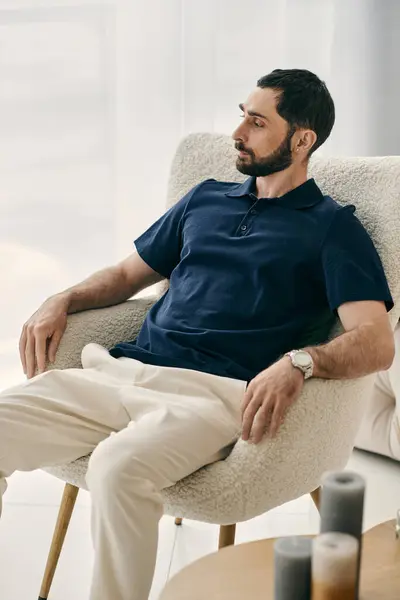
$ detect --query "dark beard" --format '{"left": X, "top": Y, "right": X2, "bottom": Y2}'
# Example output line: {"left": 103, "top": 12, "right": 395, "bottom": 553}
{"left": 235, "top": 126, "right": 296, "bottom": 177}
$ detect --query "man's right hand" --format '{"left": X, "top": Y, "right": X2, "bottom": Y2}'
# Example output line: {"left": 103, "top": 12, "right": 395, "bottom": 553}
{"left": 19, "top": 294, "right": 70, "bottom": 379}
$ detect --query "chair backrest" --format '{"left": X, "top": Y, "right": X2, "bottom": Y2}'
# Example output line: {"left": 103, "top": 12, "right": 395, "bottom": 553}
{"left": 166, "top": 132, "right": 400, "bottom": 328}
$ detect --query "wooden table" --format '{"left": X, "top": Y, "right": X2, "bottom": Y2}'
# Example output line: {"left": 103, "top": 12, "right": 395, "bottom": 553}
{"left": 160, "top": 520, "right": 400, "bottom": 600}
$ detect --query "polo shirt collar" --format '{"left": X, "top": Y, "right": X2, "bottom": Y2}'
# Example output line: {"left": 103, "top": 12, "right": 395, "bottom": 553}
{"left": 225, "top": 176, "right": 323, "bottom": 209}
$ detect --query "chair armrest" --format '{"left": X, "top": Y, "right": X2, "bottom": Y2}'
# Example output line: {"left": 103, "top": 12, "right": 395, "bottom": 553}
{"left": 163, "top": 373, "right": 376, "bottom": 523}
{"left": 47, "top": 295, "right": 158, "bottom": 371}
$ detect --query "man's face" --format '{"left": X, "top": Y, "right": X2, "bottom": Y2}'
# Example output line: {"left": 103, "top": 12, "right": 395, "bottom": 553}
{"left": 232, "top": 87, "right": 295, "bottom": 177}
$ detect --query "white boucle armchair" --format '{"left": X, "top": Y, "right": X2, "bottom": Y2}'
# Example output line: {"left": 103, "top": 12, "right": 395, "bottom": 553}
{"left": 38, "top": 133, "right": 400, "bottom": 600}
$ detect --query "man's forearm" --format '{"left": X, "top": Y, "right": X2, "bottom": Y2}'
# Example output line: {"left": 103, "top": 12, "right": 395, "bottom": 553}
{"left": 303, "top": 319, "right": 395, "bottom": 379}
{"left": 56, "top": 265, "right": 133, "bottom": 314}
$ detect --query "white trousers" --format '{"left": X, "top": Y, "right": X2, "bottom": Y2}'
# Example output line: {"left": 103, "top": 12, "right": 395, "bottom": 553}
{"left": 0, "top": 343, "right": 247, "bottom": 600}
{"left": 355, "top": 324, "right": 400, "bottom": 460}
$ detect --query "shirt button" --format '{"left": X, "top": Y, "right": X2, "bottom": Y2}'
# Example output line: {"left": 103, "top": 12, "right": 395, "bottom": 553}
{"left": 250, "top": 209, "right": 257, "bottom": 215}
{"left": 241, "top": 225, "right": 247, "bottom": 231}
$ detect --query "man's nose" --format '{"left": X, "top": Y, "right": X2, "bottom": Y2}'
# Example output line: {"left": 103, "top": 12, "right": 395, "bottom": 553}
{"left": 232, "top": 121, "right": 247, "bottom": 142}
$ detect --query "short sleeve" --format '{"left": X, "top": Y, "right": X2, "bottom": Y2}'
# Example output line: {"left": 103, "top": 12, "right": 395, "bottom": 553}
{"left": 319, "top": 205, "right": 394, "bottom": 313}
{"left": 134, "top": 183, "right": 202, "bottom": 279}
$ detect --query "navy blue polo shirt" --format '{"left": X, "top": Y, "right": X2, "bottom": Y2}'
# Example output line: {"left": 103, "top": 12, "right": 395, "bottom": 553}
{"left": 110, "top": 177, "right": 393, "bottom": 383}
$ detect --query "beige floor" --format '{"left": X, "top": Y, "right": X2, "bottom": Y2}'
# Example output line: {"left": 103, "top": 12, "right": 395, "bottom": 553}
{"left": 0, "top": 448, "right": 399, "bottom": 599}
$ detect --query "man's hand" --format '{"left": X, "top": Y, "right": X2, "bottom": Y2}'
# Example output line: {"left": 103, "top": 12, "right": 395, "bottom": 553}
{"left": 241, "top": 357, "right": 305, "bottom": 444}
{"left": 19, "top": 294, "right": 70, "bottom": 379}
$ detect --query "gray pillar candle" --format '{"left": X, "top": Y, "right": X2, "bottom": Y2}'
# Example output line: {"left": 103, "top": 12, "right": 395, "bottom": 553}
{"left": 319, "top": 471, "right": 366, "bottom": 600}
{"left": 274, "top": 536, "right": 312, "bottom": 600}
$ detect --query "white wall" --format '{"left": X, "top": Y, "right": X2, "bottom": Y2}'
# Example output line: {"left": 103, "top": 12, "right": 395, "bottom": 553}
{"left": 0, "top": 2, "right": 117, "bottom": 386}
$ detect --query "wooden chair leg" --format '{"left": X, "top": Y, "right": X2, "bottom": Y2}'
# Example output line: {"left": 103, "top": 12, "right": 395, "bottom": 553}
{"left": 175, "top": 517, "right": 183, "bottom": 526}
{"left": 218, "top": 524, "right": 236, "bottom": 549}
{"left": 38, "top": 483, "right": 79, "bottom": 600}
{"left": 310, "top": 486, "right": 321, "bottom": 513}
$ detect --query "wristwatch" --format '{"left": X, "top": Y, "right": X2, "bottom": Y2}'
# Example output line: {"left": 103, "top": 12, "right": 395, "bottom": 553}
{"left": 284, "top": 349, "right": 314, "bottom": 380}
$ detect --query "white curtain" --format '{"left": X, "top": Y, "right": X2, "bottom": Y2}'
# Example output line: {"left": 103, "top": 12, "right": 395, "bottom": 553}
{"left": 1, "top": 0, "right": 399, "bottom": 387}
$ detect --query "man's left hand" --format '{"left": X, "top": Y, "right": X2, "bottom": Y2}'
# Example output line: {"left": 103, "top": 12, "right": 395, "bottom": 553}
{"left": 241, "top": 357, "right": 305, "bottom": 444}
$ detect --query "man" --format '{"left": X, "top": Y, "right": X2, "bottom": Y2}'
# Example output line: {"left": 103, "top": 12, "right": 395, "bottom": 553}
{"left": 0, "top": 69, "right": 395, "bottom": 600}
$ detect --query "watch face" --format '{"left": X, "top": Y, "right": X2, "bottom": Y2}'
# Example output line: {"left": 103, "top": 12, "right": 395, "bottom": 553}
{"left": 294, "top": 351, "right": 312, "bottom": 367}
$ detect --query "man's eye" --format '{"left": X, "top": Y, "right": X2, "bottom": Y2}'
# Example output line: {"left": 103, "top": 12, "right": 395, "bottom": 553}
{"left": 239, "top": 114, "right": 263, "bottom": 128}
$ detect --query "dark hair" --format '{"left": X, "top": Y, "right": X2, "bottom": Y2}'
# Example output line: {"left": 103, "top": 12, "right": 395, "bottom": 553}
{"left": 257, "top": 69, "right": 335, "bottom": 155}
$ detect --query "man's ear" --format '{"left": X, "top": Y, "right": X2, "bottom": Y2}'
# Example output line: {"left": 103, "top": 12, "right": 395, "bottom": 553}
{"left": 297, "top": 129, "right": 317, "bottom": 154}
